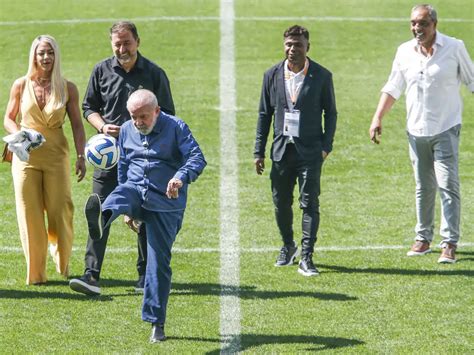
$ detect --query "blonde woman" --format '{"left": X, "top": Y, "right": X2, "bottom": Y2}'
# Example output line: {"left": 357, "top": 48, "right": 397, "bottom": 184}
{"left": 3, "top": 35, "right": 86, "bottom": 284}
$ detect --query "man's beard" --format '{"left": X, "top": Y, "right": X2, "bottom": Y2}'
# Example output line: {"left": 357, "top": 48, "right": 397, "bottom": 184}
{"left": 117, "top": 53, "right": 133, "bottom": 64}
{"left": 134, "top": 125, "right": 153, "bottom": 135}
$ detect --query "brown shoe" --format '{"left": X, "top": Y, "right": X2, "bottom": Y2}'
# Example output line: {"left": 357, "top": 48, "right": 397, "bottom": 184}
{"left": 438, "top": 243, "right": 456, "bottom": 264}
{"left": 407, "top": 240, "right": 431, "bottom": 256}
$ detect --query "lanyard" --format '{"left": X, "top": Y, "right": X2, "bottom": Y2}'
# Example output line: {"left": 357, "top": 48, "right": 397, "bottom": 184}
{"left": 284, "top": 59, "right": 309, "bottom": 106}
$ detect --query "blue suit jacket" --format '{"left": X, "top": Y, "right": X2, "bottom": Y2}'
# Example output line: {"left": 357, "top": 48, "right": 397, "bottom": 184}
{"left": 254, "top": 58, "right": 337, "bottom": 162}
{"left": 117, "top": 112, "right": 206, "bottom": 211}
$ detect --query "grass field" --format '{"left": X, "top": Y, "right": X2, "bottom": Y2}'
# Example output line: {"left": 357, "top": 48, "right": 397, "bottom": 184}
{"left": 0, "top": 0, "right": 473, "bottom": 353}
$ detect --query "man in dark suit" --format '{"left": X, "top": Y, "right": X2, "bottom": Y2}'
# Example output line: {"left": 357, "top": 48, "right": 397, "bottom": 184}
{"left": 254, "top": 25, "right": 337, "bottom": 276}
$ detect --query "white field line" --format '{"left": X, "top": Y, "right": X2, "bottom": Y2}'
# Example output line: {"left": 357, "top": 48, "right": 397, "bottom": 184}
{"left": 0, "top": 16, "right": 472, "bottom": 26}
{"left": 219, "top": 0, "right": 240, "bottom": 354}
{"left": 1, "top": 243, "right": 473, "bottom": 254}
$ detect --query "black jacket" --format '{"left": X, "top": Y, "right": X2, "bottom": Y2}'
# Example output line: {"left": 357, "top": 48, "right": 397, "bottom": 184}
{"left": 254, "top": 58, "right": 337, "bottom": 162}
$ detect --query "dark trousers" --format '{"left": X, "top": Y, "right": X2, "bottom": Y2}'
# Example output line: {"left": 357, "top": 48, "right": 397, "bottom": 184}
{"left": 101, "top": 183, "right": 183, "bottom": 325}
{"left": 270, "top": 144, "right": 323, "bottom": 255}
{"left": 84, "top": 167, "right": 147, "bottom": 280}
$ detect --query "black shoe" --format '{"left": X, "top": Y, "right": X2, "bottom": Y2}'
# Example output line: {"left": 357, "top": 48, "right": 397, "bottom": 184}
{"left": 150, "top": 323, "right": 166, "bottom": 343}
{"left": 85, "top": 193, "right": 103, "bottom": 240}
{"left": 298, "top": 254, "right": 319, "bottom": 277}
{"left": 135, "top": 274, "right": 145, "bottom": 293}
{"left": 69, "top": 273, "right": 101, "bottom": 295}
{"left": 275, "top": 242, "right": 299, "bottom": 266}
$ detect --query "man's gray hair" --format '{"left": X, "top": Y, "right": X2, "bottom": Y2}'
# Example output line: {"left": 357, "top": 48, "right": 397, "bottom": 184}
{"left": 412, "top": 4, "right": 438, "bottom": 22}
{"left": 127, "top": 89, "right": 158, "bottom": 110}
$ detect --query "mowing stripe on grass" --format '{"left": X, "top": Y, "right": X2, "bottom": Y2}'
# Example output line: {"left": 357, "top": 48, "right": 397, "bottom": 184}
{"left": 1, "top": 16, "right": 472, "bottom": 26}
{"left": 2, "top": 243, "right": 474, "bottom": 254}
{"left": 219, "top": 0, "right": 240, "bottom": 354}
{"left": 235, "top": 16, "right": 473, "bottom": 22}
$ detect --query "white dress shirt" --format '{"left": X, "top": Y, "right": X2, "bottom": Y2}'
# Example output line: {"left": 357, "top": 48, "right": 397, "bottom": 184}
{"left": 382, "top": 31, "right": 474, "bottom": 137}
{"left": 284, "top": 58, "right": 309, "bottom": 143}
{"left": 284, "top": 58, "right": 308, "bottom": 110}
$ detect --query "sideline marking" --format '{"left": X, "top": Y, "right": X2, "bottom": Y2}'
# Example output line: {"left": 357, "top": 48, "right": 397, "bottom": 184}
{"left": 0, "top": 16, "right": 472, "bottom": 26}
{"left": 219, "top": 0, "right": 240, "bottom": 354}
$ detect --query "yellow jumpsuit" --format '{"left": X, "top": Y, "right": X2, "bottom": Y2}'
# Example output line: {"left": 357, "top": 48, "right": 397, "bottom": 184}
{"left": 12, "top": 78, "right": 74, "bottom": 285}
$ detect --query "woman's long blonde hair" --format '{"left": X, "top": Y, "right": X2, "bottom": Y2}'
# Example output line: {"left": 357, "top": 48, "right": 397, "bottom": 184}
{"left": 26, "top": 35, "right": 66, "bottom": 110}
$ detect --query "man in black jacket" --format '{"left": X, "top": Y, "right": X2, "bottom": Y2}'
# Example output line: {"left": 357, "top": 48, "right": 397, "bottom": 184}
{"left": 254, "top": 25, "right": 337, "bottom": 276}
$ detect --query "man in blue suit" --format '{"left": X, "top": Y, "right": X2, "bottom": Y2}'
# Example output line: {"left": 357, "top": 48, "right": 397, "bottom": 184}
{"left": 254, "top": 25, "right": 337, "bottom": 276}
{"left": 85, "top": 89, "right": 206, "bottom": 342}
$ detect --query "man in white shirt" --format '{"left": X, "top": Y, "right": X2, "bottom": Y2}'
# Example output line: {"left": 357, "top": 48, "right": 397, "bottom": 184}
{"left": 369, "top": 4, "right": 474, "bottom": 264}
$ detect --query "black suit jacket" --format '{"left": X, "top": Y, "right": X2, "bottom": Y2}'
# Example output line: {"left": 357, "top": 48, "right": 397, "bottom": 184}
{"left": 254, "top": 58, "right": 337, "bottom": 162}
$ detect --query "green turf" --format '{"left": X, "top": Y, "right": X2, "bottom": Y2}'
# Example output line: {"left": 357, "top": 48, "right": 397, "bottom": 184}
{"left": 0, "top": 0, "right": 473, "bottom": 353}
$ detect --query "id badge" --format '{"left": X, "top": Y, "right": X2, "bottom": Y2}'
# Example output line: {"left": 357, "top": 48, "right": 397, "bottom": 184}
{"left": 283, "top": 110, "right": 300, "bottom": 137}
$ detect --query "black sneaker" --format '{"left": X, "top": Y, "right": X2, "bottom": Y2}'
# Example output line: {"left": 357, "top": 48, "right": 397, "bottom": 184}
{"left": 135, "top": 274, "right": 145, "bottom": 293}
{"left": 298, "top": 254, "right": 319, "bottom": 277}
{"left": 275, "top": 242, "right": 299, "bottom": 266}
{"left": 150, "top": 323, "right": 166, "bottom": 343}
{"left": 85, "top": 193, "right": 103, "bottom": 240}
{"left": 69, "top": 273, "right": 101, "bottom": 296}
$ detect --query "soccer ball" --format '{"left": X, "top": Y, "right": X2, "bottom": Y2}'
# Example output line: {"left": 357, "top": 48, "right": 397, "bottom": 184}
{"left": 84, "top": 134, "right": 120, "bottom": 170}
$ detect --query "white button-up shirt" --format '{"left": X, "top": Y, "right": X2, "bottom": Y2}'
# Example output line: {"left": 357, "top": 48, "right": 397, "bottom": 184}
{"left": 382, "top": 31, "right": 474, "bottom": 137}
{"left": 284, "top": 58, "right": 309, "bottom": 110}
{"left": 284, "top": 58, "right": 309, "bottom": 143}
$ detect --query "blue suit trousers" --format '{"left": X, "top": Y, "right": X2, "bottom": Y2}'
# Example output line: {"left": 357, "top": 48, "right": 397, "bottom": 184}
{"left": 102, "top": 183, "right": 183, "bottom": 324}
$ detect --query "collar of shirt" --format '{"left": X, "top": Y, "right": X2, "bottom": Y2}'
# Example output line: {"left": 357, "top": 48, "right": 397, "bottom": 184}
{"left": 284, "top": 58, "right": 309, "bottom": 80}
{"left": 152, "top": 111, "right": 165, "bottom": 134}
{"left": 413, "top": 30, "right": 444, "bottom": 57}
{"left": 284, "top": 58, "right": 309, "bottom": 108}
{"left": 111, "top": 51, "right": 145, "bottom": 71}
{"left": 137, "top": 111, "right": 164, "bottom": 148}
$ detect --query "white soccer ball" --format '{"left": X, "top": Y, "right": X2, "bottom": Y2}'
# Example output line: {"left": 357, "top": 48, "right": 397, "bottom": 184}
{"left": 84, "top": 134, "right": 120, "bottom": 170}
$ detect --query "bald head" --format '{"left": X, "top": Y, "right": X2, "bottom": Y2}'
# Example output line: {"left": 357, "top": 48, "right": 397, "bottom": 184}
{"left": 127, "top": 89, "right": 158, "bottom": 112}
{"left": 127, "top": 89, "right": 160, "bottom": 135}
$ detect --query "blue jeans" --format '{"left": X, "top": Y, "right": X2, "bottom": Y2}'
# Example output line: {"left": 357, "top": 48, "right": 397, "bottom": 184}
{"left": 102, "top": 184, "right": 183, "bottom": 324}
{"left": 408, "top": 125, "right": 461, "bottom": 247}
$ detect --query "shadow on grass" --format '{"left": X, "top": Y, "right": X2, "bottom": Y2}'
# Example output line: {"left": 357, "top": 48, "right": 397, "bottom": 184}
{"left": 318, "top": 264, "right": 473, "bottom": 276}
{"left": 454, "top": 251, "right": 474, "bottom": 263}
{"left": 0, "top": 280, "right": 356, "bottom": 301}
{"left": 166, "top": 334, "right": 364, "bottom": 353}
{"left": 0, "top": 277, "right": 140, "bottom": 300}
{"left": 99, "top": 278, "right": 136, "bottom": 288}
{"left": 456, "top": 251, "right": 474, "bottom": 256}
{"left": 171, "top": 282, "right": 357, "bottom": 301}
{"left": 0, "top": 288, "right": 113, "bottom": 301}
